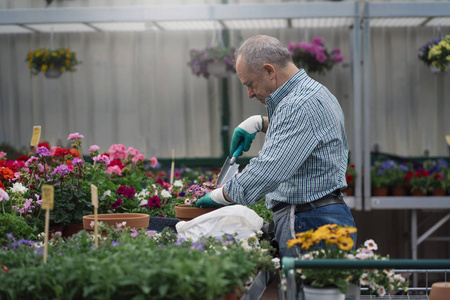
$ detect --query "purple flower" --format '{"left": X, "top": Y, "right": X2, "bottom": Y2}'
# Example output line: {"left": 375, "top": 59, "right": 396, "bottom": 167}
{"left": 52, "top": 165, "right": 70, "bottom": 176}
{"left": 112, "top": 241, "right": 119, "bottom": 247}
{"left": 36, "top": 146, "right": 50, "bottom": 157}
{"left": 110, "top": 198, "right": 123, "bottom": 210}
{"left": 123, "top": 187, "right": 136, "bottom": 199}
{"left": 72, "top": 158, "right": 83, "bottom": 166}
{"left": 191, "top": 242, "right": 204, "bottom": 251}
{"left": 6, "top": 233, "right": 14, "bottom": 240}
{"left": 89, "top": 145, "right": 100, "bottom": 153}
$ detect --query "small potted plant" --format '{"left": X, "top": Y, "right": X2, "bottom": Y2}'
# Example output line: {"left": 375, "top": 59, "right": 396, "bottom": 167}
{"left": 404, "top": 169, "right": 430, "bottom": 196}
{"left": 25, "top": 47, "right": 81, "bottom": 78}
{"left": 288, "top": 37, "right": 343, "bottom": 75}
{"left": 344, "top": 164, "right": 356, "bottom": 196}
{"left": 418, "top": 35, "right": 450, "bottom": 73}
{"left": 187, "top": 45, "right": 236, "bottom": 79}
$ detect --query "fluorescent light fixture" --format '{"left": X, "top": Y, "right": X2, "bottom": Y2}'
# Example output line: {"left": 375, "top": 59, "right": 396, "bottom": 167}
{"left": 156, "top": 20, "right": 222, "bottom": 31}
{"left": 291, "top": 18, "right": 353, "bottom": 28}
{"left": 425, "top": 17, "right": 450, "bottom": 27}
{"left": 0, "top": 25, "right": 33, "bottom": 34}
{"left": 369, "top": 18, "right": 427, "bottom": 27}
{"left": 90, "top": 22, "right": 146, "bottom": 32}
{"left": 223, "top": 19, "right": 287, "bottom": 29}
{"left": 26, "top": 23, "right": 96, "bottom": 33}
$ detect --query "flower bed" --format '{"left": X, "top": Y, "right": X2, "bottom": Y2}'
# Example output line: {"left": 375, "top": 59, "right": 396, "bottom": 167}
{"left": 0, "top": 132, "right": 272, "bottom": 244}
{"left": 0, "top": 226, "right": 277, "bottom": 299}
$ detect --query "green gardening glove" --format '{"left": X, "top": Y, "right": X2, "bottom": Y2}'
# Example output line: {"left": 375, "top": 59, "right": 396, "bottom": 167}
{"left": 196, "top": 187, "right": 233, "bottom": 208}
{"left": 230, "top": 115, "right": 264, "bottom": 158}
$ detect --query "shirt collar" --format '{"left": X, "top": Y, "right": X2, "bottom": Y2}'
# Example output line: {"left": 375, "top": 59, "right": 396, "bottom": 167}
{"left": 265, "top": 69, "right": 308, "bottom": 116}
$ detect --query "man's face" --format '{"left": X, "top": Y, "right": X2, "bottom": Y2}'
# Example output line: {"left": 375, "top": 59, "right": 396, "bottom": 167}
{"left": 236, "top": 56, "right": 274, "bottom": 105}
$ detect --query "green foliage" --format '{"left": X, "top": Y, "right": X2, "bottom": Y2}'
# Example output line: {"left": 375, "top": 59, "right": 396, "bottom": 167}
{"left": 0, "top": 228, "right": 276, "bottom": 299}
{"left": 0, "top": 214, "right": 38, "bottom": 246}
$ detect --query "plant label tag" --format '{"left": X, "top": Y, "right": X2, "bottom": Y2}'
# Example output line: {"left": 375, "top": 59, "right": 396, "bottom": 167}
{"left": 446, "top": 135, "right": 450, "bottom": 146}
{"left": 90, "top": 184, "right": 98, "bottom": 208}
{"left": 30, "top": 126, "right": 41, "bottom": 147}
{"left": 41, "top": 184, "right": 54, "bottom": 210}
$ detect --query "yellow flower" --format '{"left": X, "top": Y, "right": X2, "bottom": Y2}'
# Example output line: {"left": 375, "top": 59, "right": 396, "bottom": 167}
{"left": 51, "top": 52, "right": 57, "bottom": 57}
{"left": 66, "top": 53, "right": 72, "bottom": 59}
{"left": 41, "top": 64, "right": 48, "bottom": 72}
{"left": 337, "top": 236, "right": 354, "bottom": 250}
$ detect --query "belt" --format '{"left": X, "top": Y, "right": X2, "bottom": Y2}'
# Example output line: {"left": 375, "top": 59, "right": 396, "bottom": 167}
{"left": 272, "top": 189, "right": 345, "bottom": 214}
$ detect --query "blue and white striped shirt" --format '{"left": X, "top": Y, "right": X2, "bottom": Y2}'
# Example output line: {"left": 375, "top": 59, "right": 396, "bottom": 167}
{"left": 225, "top": 69, "right": 349, "bottom": 210}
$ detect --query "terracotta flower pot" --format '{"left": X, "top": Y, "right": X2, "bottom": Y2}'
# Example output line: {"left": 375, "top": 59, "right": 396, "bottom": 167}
{"left": 82, "top": 213, "right": 150, "bottom": 230}
{"left": 372, "top": 187, "right": 388, "bottom": 196}
{"left": 343, "top": 187, "right": 354, "bottom": 196}
{"left": 391, "top": 187, "right": 407, "bottom": 196}
{"left": 411, "top": 189, "right": 427, "bottom": 196}
{"left": 429, "top": 282, "right": 450, "bottom": 300}
{"left": 431, "top": 188, "right": 446, "bottom": 196}
{"left": 174, "top": 204, "right": 219, "bottom": 221}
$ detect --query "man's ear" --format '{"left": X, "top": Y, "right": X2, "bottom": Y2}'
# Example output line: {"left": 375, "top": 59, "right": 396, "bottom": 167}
{"left": 262, "top": 63, "right": 276, "bottom": 78}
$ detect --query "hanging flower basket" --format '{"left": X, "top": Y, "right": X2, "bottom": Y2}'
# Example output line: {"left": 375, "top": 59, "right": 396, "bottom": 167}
{"left": 187, "top": 46, "right": 236, "bottom": 79}
{"left": 288, "top": 37, "right": 343, "bottom": 75}
{"left": 418, "top": 35, "right": 450, "bottom": 73}
{"left": 26, "top": 47, "right": 81, "bottom": 77}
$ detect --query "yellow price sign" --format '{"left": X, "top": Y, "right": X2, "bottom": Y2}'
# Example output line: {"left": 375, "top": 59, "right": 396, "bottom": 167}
{"left": 30, "top": 126, "right": 41, "bottom": 147}
{"left": 446, "top": 135, "right": 450, "bottom": 146}
{"left": 41, "top": 185, "right": 54, "bottom": 210}
{"left": 90, "top": 184, "right": 98, "bottom": 208}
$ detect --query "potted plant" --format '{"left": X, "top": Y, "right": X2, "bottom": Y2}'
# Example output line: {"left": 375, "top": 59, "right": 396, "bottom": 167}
{"left": 344, "top": 164, "right": 356, "bottom": 196}
{"left": 404, "top": 169, "right": 430, "bottom": 196}
{"left": 288, "top": 37, "right": 343, "bottom": 75}
{"left": 418, "top": 35, "right": 450, "bottom": 73}
{"left": 286, "top": 224, "right": 408, "bottom": 299}
{"left": 25, "top": 47, "right": 81, "bottom": 78}
{"left": 374, "top": 160, "right": 410, "bottom": 196}
{"left": 427, "top": 173, "right": 446, "bottom": 196}
{"left": 187, "top": 45, "right": 236, "bottom": 78}
{"left": 370, "top": 161, "right": 392, "bottom": 196}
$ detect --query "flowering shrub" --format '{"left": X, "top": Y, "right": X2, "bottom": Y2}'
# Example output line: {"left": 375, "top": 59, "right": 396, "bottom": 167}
{"left": 404, "top": 170, "right": 430, "bottom": 194}
{"left": 25, "top": 47, "right": 81, "bottom": 76}
{"left": 372, "top": 160, "right": 410, "bottom": 190}
{"left": 418, "top": 35, "right": 450, "bottom": 72}
{"left": 287, "top": 224, "right": 408, "bottom": 296}
{"left": 187, "top": 46, "right": 236, "bottom": 78}
{"left": 288, "top": 37, "right": 343, "bottom": 75}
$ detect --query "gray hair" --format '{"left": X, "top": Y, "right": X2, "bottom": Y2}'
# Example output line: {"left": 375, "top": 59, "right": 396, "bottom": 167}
{"left": 235, "top": 35, "right": 293, "bottom": 72}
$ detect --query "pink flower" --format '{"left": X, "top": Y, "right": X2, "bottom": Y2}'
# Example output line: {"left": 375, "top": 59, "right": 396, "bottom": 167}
{"left": 312, "top": 36, "right": 324, "bottom": 45}
{"left": 149, "top": 156, "right": 158, "bottom": 168}
{"left": 132, "top": 154, "right": 145, "bottom": 164}
{"left": 89, "top": 145, "right": 100, "bottom": 153}
{"left": 108, "top": 144, "right": 127, "bottom": 160}
{"left": 0, "top": 188, "right": 9, "bottom": 202}
{"left": 0, "top": 151, "right": 6, "bottom": 158}
{"left": 93, "top": 155, "right": 111, "bottom": 165}
{"left": 107, "top": 165, "right": 123, "bottom": 176}
{"left": 127, "top": 147, "right": 139, "bottom": 157}
{"left": 67, "top": 132, "right": 84, "bottom": 140}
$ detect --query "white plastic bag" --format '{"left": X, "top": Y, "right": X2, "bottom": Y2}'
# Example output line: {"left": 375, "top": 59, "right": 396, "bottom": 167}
{"left": 176, "top": 205, "right": 263, "bottom": 240}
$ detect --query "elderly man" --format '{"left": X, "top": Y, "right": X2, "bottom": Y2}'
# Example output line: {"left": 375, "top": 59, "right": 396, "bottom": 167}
{"left": 197, "top": 35, "right": 356, "bottom": 257}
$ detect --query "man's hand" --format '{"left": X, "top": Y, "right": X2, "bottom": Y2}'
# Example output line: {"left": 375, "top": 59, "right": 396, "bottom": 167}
{"left": 196, "top": 187, "right": 233, "bottom": 208}
{"left": 230, "top": 115, "right": 264, "bottom": 158}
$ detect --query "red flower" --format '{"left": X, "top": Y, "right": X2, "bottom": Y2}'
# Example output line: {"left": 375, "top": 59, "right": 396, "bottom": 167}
{"left": 53, "top": 147, "right": 68, "bottom": 157}
{"left": 17, "top": 155, "right": 29, "bottom": 161}
{"left": 38, "top": 142, "right": 50, "bottom": 150}
{"left": 111, "top": 198, "right": 123, "bottom": 210}
{"left": 346, "top": 174, "right": 354, "bottom": 184}
{"left": 433, "top": 173, "right": 444, "bottom": 180}
{"left": 349, "top": 164, "right": 355, "bottom": 168}
{"left": 404, "top": 172, "right": 413, "bottom": 180}
{"left": 108, "top": 159, "right": 125, "bottom": 170}
{"left": 144, "top": 195, "right": 161, "bottom": 208}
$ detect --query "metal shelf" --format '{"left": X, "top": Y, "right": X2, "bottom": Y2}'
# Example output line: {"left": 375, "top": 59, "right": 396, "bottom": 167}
{"left": 370, "top": 197, "right": 450, "bottom": 210}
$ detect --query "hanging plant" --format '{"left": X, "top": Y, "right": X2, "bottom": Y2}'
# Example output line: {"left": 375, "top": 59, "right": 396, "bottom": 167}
{"left": 25, "top": 47, "right": 81, "bottom": 78}
{"left": 288, "top": 37, "right": 343, "bottom": 75}
{"left": 187, "top": 46, "right": 236, "bottom": 79}
{"left": 418, "top": 35, "right": 450, "bottom": 73}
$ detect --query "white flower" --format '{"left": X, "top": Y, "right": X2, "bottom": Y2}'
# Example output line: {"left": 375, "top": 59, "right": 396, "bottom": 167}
{"left": 377, "top": 286, "right": 386, "bottom": 297}
{"left": 139, "top": 199, "right": 148, "bottom": 206}
{"left": 360, "top": 273, "right": 369, "bottom": 286}
{"left": 272, "top": 257, "right": 281, "bottom": 269}
{"left": 173, "top": 180, "right": 183, "bottom": 187}
{"left": 364, "top": 239, "right": 378, "bottom": 251}
{"left": 160, "top": 189, "right": 171, "bottom": 198}
{"left": 10, "top": 182, "right": 28, "bottom": 194}
{"left": 240, "top": 240, "right": 252, "bottom": 251}
{"left": 103, "top": 190, "right": 111, "bottom": 197}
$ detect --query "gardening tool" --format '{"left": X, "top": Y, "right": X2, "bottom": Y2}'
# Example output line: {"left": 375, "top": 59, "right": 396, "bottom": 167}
{"left": 216, "top": 142, "right": 244, "bottom": 186}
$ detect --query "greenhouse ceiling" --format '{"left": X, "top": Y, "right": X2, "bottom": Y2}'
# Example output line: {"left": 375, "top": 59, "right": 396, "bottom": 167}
{"left": 0, "top": 2, "right": 449, "bottom": 34}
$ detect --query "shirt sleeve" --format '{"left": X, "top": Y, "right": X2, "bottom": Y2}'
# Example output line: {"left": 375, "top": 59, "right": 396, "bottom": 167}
{"left": 224, "top": 101, "right": 319, "bottom": 206}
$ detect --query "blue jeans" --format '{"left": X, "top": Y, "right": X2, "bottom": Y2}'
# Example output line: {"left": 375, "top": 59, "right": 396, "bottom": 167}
{"left": 274, "top": 203, "right": 356, "bottom": 258}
